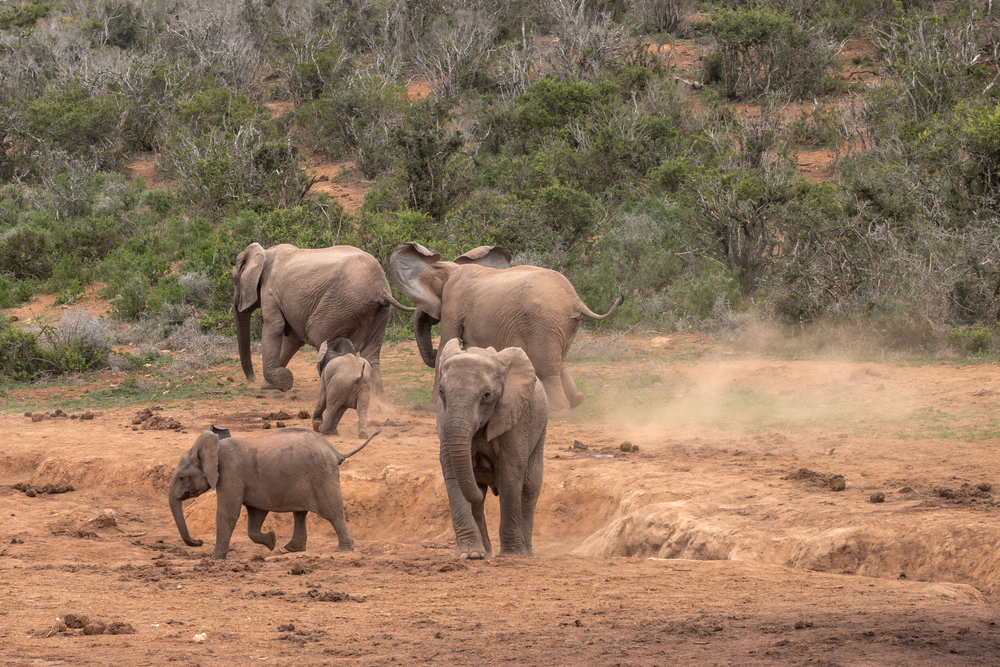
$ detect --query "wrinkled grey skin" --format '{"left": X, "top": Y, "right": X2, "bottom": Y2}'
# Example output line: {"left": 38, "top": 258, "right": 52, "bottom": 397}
{"left": 233, "top": 243, "right": 414, "bottom": 394}
{"left": 169, "top": 427, "right": 380, "bottom": 560}
{"left": 435, "top": 339, "right": 547, "bottom": 559}
{"left": 390, "top": 243, "right": 622, "bottom": 413}
{"left": 313, "top": 338, "right": 371, "bottom": 439}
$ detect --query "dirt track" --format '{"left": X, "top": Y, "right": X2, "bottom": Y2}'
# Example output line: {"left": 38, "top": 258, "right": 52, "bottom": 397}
{"left": 3, "top": 335, "right": 1000, "bottom": 665}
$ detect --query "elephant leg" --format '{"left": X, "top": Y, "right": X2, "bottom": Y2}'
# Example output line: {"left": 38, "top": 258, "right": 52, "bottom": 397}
{"left": 317, "top": 404, "right": 348, "bottom": 436}
{"left": 561, "top": 365, "right": 585, "bottom": 409}
{"left": 496, "top": 466, "right": 529, "bottom": 557}
{"left": 519, "top": 442, "right": 545, "bottom": 557}
{"left": 537, "top": 372, "right": 572, "bottom": 414}
{"left": 355, "top": 384, "right": 370, "bottom": 439}
{"left": 246, "top": 506, "right": 276, "bottom": 551}
{"left": 356, "top": 305, "right": 391, "bottom": 397}
{"left": 439, "top": 448, "right": 486, "bottom": 559}
{"left": 311, "top": 382, "right": 327, "bottom": 433}
{"left": 317, "top": 484, "right": 354, "bottom": 552}
{"left": 260, "top": 315, "right": 299, "bottom": 392}
{"left": 284, "top": 511, "right": 308, "bottom": 552}
{"left": 212, "top": 497, "right": 243, "bottom": 560}
{"left": 472, "top": 482, "right": 492, "bottom": 559}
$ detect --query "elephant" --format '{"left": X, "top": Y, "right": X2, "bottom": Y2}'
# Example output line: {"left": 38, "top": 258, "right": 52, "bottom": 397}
{"left": 435, "top": 338, "right": 547, "bottom": 559}
{"left": 313, "top": 338, "right": 371, "bottom": 439}
{"left": 389, "top": 242, "right": 623, "bottom": 413}
{"left": 169, "top": 426, "right": 380, "bottom": 560}
{"left": 233, "top": 243, "right": 414, "bottom": 394}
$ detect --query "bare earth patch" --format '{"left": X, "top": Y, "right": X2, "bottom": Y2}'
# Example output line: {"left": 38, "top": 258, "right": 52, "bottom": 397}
{"left": 3, "top": 335, "right": 1000, "bottom": 665}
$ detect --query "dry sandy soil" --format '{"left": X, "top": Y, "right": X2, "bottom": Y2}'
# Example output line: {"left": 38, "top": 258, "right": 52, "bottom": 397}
{"left": 2, "top": 327, "right": 1000, "bottom": 666}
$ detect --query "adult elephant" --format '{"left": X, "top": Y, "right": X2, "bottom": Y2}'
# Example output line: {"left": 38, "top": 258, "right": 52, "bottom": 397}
{"left": 233, "top": 243, "right": 414, "bottom": 394}
{"left": 389, "top": 242, "right": 623, "bottom": 413}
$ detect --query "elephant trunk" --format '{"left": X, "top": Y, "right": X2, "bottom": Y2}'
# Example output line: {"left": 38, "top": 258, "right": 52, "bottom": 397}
{"left": 414, "top": 309, "right": 439, "bottom": 368}
{"left": 443, "top": 433, "right": 483, "bottom": 506}
{"left": 169, "top": 493, "right": 203, "bottom": 547}
{"left": 235, "top": 302, "right": 256, "bottom": 383}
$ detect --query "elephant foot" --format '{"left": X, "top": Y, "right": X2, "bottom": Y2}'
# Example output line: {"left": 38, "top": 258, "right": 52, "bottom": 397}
{"left": 262, "top": 368, "right": 294, "bottom": 392}
{"left": 568, "top": 393, "right": 584, "bottom": 409}
{"left": 211, "top": 551, "right": 228, "bottom": 560}
{"left": 263, "top": 531, "right": 276, "bottom": 551}
{"left": 334, "top": 543, "right": 354, "bottom": 552}
{"left": 357, "top": 430, "right": 368, "bottom": 440}
{"left": 455, "top": 541, "right": 488, "bottom": 560}
{"left": 284, "top": 540, "right": 306, "bottom": 553}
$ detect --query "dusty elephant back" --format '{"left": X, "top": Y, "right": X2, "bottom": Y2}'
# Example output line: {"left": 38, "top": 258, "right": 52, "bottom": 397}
{"left": 444, "top": 265, "right": 586, "bottom": 357}
{"left": 262, "top": 246, "right": 394, "bottom": 348}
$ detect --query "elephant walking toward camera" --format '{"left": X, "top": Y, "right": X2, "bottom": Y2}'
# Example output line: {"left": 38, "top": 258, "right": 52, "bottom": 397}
{"left": 313, "top": 338, "right": 371, "bottom": 439}
{"left": 435, "top": 339, "right": 547, "bottom": 559}
{"left": 389, "top": 243, "right": 622, "bottom": 412}
{"left": 169, "top": 426, "right": 379, "bottom": 560}
{"left": 233, "top": 243, "right": 414, "bottom": 394}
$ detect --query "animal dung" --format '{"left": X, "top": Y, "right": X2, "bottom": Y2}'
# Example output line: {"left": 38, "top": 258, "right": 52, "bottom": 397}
{"left": 869, "top": 492, "right": 885, "bottom": 503}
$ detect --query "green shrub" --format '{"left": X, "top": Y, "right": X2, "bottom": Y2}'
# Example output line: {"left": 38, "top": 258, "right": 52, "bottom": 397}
{"left": 0, "top": 274, "right": 33, "bottom": 307}
{"left": 698, "top": 8, "right": 837, "bottom": 99}
{"left": 390, "top": 102, "right": 466, "bottom": 219}
{"left": 0, "top": 0, "right": 51, "bottom": 30}
{"left": 24, "top": 88, "right": 123, "bottom": 166}
{"left": 947, "top": 325, "right": 995, "bottom": 356}
{"left": 0, "top": 226, "right": 54, "bottom": 279}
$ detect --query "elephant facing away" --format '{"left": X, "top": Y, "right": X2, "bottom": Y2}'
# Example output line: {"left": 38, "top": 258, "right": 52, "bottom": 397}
{"left": 313, "top": 338, "right": 371, "bottom": 439}
{"left": 233, "top": 243, "right": 414, "bottom": 394}
{"left": 389, "top": 242, "right": 623, "bottom": 413}
{"left": 435, "top": 339, "right": 547, "bottom": 559}
{"left": 169, "top": 427, "right": 380, "bottom": 560}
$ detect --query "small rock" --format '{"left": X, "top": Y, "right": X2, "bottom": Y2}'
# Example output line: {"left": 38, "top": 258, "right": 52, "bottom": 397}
{"left": 794, "top": 620, "right": 814, "bottom": 629}
{"left": 937, "top": 486, "right": 955, "bottom": 499}
{"left": 80, "top": 411, "right": 95, "bottom": 420}
{"left": 620, "top": 441, "right": 632, "bottom": 452}
{"left": 827, "top": 475, "right": 846, "bottom": 492}
{"left": 83, "top": 622, "right": 106, "bottom": 636}
{"left": 572, "top": 440, "right": 588, "bottom": 451}
{"left": 193, "top": 632, "right": 207, "bottom": 643}
{"left": 25, "top": 488, "right": 36, "bottom": 498}
{"left": 869, "top": 492, "right": 885, "bottom": 503}
{"left": 978, "top": 483, "right": 992, "bottom": 493}
{"left": 899, "top": 486, "right": 914, "bottom": 494}
{"left": 277, "top": 623, "right": 295, "bottom": 632}
{"left": 899, "top": 572, "right": 907, "bottom": 579}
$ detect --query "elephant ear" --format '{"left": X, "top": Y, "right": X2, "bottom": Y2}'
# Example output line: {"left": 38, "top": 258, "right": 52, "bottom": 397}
{"left": 453, "top": 246, "right": 513, "bottom": 269}
{"left": 195, "top": 431, "right": 220, "bottom": 489}
{"left": 233, "top": 243, "right": 266, "bottom": 312}
{"left": 331, "top": 338, "right": 357, "bottom": 357}
{"left": 486, "top": 347, "right": 538, "bottom": 442}
{"left": 389, "top": 243, "right": 450, "bottom": 320}
{"left": 434, "top": 337, "right": 465, "bottom": 389}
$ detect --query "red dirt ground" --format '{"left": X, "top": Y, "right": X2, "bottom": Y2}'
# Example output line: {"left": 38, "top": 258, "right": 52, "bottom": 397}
{"left": 3, "top": 331, "right": 1000, "bottom": 665}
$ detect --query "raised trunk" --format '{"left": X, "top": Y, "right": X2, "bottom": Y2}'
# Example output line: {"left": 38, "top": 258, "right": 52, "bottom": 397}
{"left": 170, "top": 494, "right": 203, "bottom": 547}
{"left": 413, "top": 309, "right": 439, "bottom": 368}
{"left": 446, "top": 439, "right": 483, "bottom": 506}
{"left": 235, "top": 303, "right": 256, "bottom": 383}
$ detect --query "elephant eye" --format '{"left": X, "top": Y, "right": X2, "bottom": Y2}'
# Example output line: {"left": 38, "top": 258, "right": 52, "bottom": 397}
{"left": 482, "top": 391, "right": 492, "bottom": 403}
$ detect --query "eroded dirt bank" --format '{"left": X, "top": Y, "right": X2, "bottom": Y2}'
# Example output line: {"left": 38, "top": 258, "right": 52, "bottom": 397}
{"left": 3, "top": 338, "right": 1000, "bottom": 665}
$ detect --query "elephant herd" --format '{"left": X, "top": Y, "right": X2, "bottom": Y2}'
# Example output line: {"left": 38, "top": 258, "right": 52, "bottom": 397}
{"left": 171, "top": 241, "right": 621, "bottom": 561}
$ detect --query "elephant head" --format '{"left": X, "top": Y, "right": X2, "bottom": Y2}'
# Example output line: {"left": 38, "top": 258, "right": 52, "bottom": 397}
{"left": 390, "top": 243, "right": 512, "bottom": 367}
{"left": 435, "top": 338, "right": 537, "bottom": 506}
{"left": 316, "top": 338, "right": 358, "bottom": 376}
{"left": 168, "top": 429, "right": 221, "bottom": 548}
{"left": 232, "top": 243, "right": 267, "bottom": 384}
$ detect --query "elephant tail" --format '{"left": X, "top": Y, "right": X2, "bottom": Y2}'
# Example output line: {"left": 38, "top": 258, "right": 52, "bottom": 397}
{"left": 581, "top": 293, "right": 625, "bottom": 320}
{"left": 336, "top": 429, "right": 382, "bottom": 465}
{"left": 384, "top": 295, "right": 416, "bottom": 312}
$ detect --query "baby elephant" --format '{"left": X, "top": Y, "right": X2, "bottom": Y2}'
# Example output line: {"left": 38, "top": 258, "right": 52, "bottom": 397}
{"left": 169, "top": 426, "right": 380, "bottom": 560}
{"left": 313, "top": 338, "right": 371, "bottom": 439}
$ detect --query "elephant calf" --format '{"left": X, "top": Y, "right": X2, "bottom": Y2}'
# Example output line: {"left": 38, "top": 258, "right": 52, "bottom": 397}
{"left": 169, "top": 427, "right": 379, "bottom": 560}
{"left": 313, "top": 338, "right": 371, "bottom": 439}
{"left": 435, "top": 339, "right": 547, "bottom": 559}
